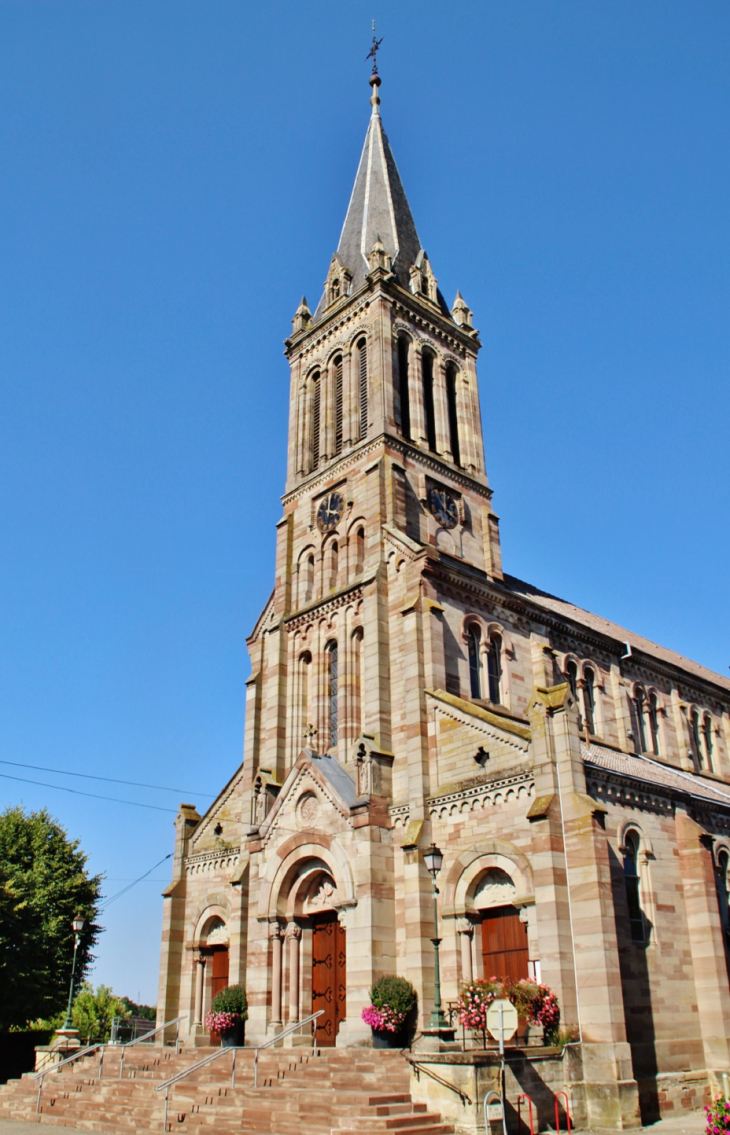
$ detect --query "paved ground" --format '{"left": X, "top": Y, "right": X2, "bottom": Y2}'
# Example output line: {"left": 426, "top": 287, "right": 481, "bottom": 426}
{"left": 0, "top": 1112, "right": 706, "bottom": 1135}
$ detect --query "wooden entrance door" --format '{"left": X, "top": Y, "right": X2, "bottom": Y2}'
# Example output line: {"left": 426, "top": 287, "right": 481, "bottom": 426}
{"left": 210, "top": 946, "right": 229, "bottom": 1000}
{"left": 480, "top": 905, "right": 529, "bottom": 982}
{"left": 311, "top": 912, "right": 346, "bottom": 1046}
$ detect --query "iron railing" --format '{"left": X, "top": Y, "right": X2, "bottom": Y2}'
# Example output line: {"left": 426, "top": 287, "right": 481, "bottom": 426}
{"left": 253, "top": 1010, "right": 324, "bottom": 1088}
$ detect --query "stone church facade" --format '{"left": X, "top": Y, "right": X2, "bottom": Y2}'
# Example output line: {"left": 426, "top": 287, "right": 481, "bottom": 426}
{"left": 158, "top": 69, "right": 730, "bottom": 1126}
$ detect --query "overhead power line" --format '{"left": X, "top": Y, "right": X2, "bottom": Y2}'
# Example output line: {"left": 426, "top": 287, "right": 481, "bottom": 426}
{"left": 0, "top": 771, "right": 177, "bottom": 814}
{"left": 100, "top": 854, "right": 173, "bottom": 911}
{"left": 0, "top": 758, "right": 214, "bottom": 798}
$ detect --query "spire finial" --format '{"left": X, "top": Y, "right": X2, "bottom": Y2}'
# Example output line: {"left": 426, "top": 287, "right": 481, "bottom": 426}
{"left": 366, "top": 20, "right": 383, "bottom": 115}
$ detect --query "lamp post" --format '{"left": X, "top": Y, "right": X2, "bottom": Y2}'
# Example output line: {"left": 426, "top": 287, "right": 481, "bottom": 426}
{"left": 423, "top": 843, "right": 448, "bottom": 1030}
{"left": 61, "top": 916, "right": 85, "bottom": 1032}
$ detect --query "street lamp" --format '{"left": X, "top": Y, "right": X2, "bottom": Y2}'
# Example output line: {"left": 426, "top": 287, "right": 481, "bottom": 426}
{"left": 61, "top": 916, "right": 85, "bottom": 1032}
{"left": 423, "top": 844, "right": 448, "bottom": 1030}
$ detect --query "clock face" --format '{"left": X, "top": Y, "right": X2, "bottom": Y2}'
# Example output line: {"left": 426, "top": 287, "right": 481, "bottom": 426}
{"left": 427, "top": 487, "right": 459, "bottom": 530}
{"left": 316, "top": 491, "right": 345, "bottom": 534}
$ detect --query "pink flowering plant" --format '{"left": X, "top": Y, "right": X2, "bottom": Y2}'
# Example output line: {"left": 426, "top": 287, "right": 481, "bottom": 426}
{"left": 457, "top": 977, "right": 560, "bottom": 1047}
{"left": 205, "top": 1010, "right": 239, "bottom": 1035}
{"left": 361, "top": 975, "right": 417, "bottom": 1037}
{"left": 705, "top": 1095, "right": 730, "bottom": 1135}
{"left": 204, "top": 984, "right": 247, "bottom": 1036}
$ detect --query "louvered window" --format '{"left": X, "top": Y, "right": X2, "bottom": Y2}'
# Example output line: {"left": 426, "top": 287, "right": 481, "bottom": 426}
{"left": 334, "top": 356, "right": 343, "bottom": 455}
{"left": 312, "top": 374, "right": 321, "bottom": 470}
{"left": 397, "top": 335, "right": 411, "bottom": 440}
{"left": 358, "top": 339, "right": 368, "bottom": 440}
{"left": 468, "top": 626, "right": 481, "bottom": 699}
{"left": 446, "top": 363, "right": 461, "bottom": 466}
{"left": 422, "top": 351, "right": 437, "bottom": 452}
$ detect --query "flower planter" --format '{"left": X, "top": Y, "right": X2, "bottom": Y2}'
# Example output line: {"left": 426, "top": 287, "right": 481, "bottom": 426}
{"left": 372, "top": 1029, "right": 404, "bottom": 1049}
{"left": 220, "top": 1019, "right": 244, "bottom": 1047}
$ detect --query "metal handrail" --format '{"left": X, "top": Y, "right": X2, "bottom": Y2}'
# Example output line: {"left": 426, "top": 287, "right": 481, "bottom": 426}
{"left": 33, "top": 1015, "right": 188, "bottom": 1113}
{"left": 406, "top": 1057, "right": 472, "bottom": 1105}
{"left": 253, "top": 1010, "right": 324, "bottom": 1088}
{"left": 118, "top": 1015, "right": 186, "bottom": 1078}
{"left": 155, "top": 1045, "right": 241, "bottom": 1131}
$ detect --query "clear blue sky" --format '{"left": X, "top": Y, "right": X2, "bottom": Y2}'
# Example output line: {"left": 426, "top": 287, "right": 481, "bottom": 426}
{"left": 1, "top": 2, "right": 728, "bottom": 1005}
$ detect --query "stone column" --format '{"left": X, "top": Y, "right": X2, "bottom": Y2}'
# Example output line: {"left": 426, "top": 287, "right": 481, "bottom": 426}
{"left": 269, "top": 921, "right": 283, "bottom": 1026}
{"left": 457, "top": 920, "right": 474, "bottom": 984}
{"left": 287, "top": 924, "right": 302, "bottom": 1023}
{"left": 432, "top": 360, "right": 453, "bottom": 461}
{"left": 194, "top": 954, "right": 206, "bottom": 1025}
{"left": 408, "top": 341, "right": 428, "bottom": 447}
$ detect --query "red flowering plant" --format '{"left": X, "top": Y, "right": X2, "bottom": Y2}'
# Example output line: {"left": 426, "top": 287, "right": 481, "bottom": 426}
{"left": 705, "top": 1095, "right": 730, "bottom": 1135}
{"left": 361, "top": 975, "right": 417, "bottom": 1037}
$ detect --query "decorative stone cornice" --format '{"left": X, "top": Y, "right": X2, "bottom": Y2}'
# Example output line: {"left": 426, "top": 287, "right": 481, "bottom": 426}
{"left": 285, "top": 579, "right": 369, "bottom": 633}
{"left": 390, "top": 771, "right": 534, "bottom": 828}
{"left": 185, "top": 848, "right": 241, "bottom": 877}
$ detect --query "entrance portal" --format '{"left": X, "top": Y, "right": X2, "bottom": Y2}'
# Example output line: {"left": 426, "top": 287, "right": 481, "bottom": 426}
{"left": 480, "top": 904, "right": 528, "bottom": 981}
{"left": 311, "top": 912, "right": 346, "bottom": 1046}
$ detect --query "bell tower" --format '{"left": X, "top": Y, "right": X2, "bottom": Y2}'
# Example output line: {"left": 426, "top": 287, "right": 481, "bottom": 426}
{"left": 244, "top": 61, "right": 503, "bottom": 794}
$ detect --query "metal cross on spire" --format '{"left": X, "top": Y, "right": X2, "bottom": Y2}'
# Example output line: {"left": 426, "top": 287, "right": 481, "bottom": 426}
{"left": 366, "top": 21, "right": 383, "bottom": 75}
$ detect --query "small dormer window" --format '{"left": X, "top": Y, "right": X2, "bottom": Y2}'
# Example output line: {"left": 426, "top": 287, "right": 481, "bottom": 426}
{"left": 331, "top": 278, "right": 340, "bottom": 301}
{"left": 421, "top": 273, "right": 429, "bottom": 297}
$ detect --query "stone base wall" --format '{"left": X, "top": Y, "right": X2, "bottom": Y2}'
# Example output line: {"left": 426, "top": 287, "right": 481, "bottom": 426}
{"left": 406, "top": 1047, "right": 711, "bottom": 1133}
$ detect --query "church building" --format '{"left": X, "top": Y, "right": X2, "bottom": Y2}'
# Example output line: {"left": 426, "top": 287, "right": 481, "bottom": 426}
{"left": 157, "top": 62, "right": 730, "bottom": 1127}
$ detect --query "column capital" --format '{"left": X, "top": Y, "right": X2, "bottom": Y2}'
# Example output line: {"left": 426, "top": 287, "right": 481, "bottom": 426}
{"left": 456, "top": 918, "right": 474, "bottom": 937}
{"left": 268, "top": 919, "right": 283, "bottom": 939}
{"left": 286, "top": 923, "right": 302, "bottom": 940}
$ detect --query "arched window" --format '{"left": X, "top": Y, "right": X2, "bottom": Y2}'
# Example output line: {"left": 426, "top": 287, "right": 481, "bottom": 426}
{"left": 633, "top": 687, "right": 647, "bottom": 752}
{"left": 301, "top": 552, "right": 315, "bottom": 605}
{"left": 648, "top": 692, "right": 661, "bottom": 756}
{"left": 565, "top": 660, "right": 579, "bottom": 701}
{"left": 468, "top": 625, "right": 481, "bottom": 699}
{"left": 691, "top": 708, "right": 703, "bottom": 770}
{"left": 331, "top": 278, "right": 340, "bottom": 301}
{"left": 397, "top": 335, "right": 411, "bottom": 440}
{"left": 487, "top": 634, "right": 502, "bottom": 704}
{"left": 445, "top": 363, "right": 461, "bottom": 467}
{"left": 422, "top": 350, "right": 437, "bottom": 452}
{"left": 297, "top": 651, "right": 312, "bottom": 750}
{"left": 311, "top": 372, "right": 321, "bottom": 471}
{"left": 715, "top": 849, "right": 730, "bottom": 954}
{"left": 333, "top": 355, "right": 343, "bottom": 455}
{"left": 354, "top": 526, "right": 365, "bottom": 574}
{"left": 582, "top": 667, "right": 596, "bottom": 735}
{"left": 326, "top": 541, "right": 339, "bottom": 592}
{"left": 357, "top": 338, "right": 368, "bottom": 440}
{"left": 623, "top": 831, "right": 645, "bottom": 943}
{"left": 352, "top": 627, "right": 364, "bottom": 736}
{"left": 703, "top": 714, "right": 714, "bottom": 772}
{"left": 325, "top": 640, "right": 338, "bottom": 748}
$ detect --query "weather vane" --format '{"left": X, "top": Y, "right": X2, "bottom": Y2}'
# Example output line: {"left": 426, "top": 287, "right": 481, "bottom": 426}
{"left": 366, "top": 20, "right": 383, "bottom": 74}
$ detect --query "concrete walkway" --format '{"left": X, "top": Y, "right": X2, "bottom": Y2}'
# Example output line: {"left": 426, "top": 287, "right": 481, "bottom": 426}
{"left": 0, "top": 1111, "right": 706, "bottom": 1135}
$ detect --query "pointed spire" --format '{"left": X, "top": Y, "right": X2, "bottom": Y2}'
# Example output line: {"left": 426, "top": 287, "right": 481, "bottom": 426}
{"left": 292, "top": 296, "right": 311, "bottom": 335}
{"left": 451, "top": 290, "right": 474, "bottom": 330}
{"left": 313, "top": 66, "right": 422, "bottom": 319}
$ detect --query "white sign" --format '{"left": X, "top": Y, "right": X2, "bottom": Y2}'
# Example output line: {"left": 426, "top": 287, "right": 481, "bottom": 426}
{"left": 486, "top": 998, "right": 518, "bottom": 1042}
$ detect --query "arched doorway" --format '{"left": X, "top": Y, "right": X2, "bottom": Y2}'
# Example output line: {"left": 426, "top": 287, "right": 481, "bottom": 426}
{"left": 304, "top": 873, "right": 346, "bottom": 1046}
{"left": 475, "top": 868, "right": 529, "bottom": 982}
{"left": 197, "top": 916, "right": 229, "bottom": 1039}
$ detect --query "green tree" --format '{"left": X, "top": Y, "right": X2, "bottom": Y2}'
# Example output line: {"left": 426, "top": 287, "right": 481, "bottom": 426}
{"left": 66, "top": 984, "right": 130, "bottom": 1043}
{"left": 119, "top": 997, "right": 156, "bottom": 1022}
{"left": 0, "top": 806, "right": 102, "bottom": 1032}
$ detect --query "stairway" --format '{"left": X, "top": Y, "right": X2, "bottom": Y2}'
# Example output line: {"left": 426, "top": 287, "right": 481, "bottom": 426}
{"left": 0, "top": 1044, "right": 454, "bottom": 1135}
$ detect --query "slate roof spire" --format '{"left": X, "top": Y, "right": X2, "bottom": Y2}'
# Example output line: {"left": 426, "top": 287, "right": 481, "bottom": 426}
{"left": 313, "top": 58, "right": 423, "bottom": 319}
